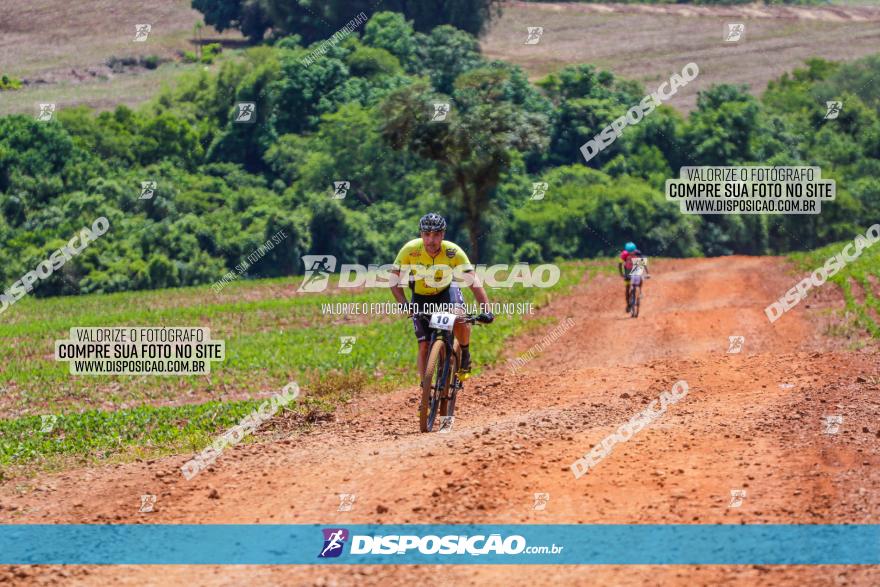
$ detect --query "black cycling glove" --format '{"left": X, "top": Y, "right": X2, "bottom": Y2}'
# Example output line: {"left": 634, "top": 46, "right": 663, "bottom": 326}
{"left": 477, "top": 311, "right": 495, "bottom": 324}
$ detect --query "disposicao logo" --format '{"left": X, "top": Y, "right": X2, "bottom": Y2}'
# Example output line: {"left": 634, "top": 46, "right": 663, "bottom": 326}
{"left": 318, "top": 528, "right": 349, "bottom": 558}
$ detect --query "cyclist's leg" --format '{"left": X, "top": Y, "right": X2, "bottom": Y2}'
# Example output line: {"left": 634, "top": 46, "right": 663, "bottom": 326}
{"left": 447, "top": 285, "right": 472, "bottom": 371}
{"left": 411, "top": 292, "right": 432, "bottom": 380}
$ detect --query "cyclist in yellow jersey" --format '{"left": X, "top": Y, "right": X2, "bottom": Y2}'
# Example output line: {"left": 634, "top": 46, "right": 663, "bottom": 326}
{"left": 390, "top": 213, "right": 493, "bottom": 379}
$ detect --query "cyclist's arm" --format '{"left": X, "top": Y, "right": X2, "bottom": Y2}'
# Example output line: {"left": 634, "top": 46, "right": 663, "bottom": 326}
{"left": 618, "top": 262, "right": 625, "bottom": 277}
{"left": 390, "top": 269, "right": 408, "bottom": 305}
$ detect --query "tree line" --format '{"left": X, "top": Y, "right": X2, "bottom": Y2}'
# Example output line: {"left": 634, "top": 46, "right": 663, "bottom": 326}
{"left": 0, "top": 11, "right": 877, "bottom": 298}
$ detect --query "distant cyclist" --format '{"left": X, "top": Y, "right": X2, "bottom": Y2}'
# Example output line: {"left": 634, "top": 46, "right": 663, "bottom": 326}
{"left": 618, "top": 242, "right": 648, "bottom": 313}
{"left": 390, "top": 213, "right": 493, "bottom": 380}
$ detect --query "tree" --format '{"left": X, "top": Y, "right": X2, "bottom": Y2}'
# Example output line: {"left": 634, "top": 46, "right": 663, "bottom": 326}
{"left": 380, "top": 67, "right": 549, "bottom": 261}
{"left": 190, "top": 0, "right": 270, "bottom": 42}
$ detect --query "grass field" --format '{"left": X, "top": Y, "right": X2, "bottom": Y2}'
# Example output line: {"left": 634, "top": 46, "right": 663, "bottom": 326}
{"left": 0, "top": 261, "right": 595, "bottom": 475}
{"left": 791, "top": 227, "right": 880, "bottom": 338}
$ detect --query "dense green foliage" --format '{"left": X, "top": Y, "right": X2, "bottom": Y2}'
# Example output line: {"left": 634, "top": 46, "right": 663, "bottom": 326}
{"left": 0, "top": 12, "right": 877, "bottom": 299}
{"left": 191, "top": 0, "right": 502, "bottom": 43}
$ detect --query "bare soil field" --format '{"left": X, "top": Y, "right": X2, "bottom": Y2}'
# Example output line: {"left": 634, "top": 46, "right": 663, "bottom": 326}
{"left": 483, "top": 1, "right": 880, "bottom": 111}
{"left": 0, "top": 0, "right": 241, "bottom": 115}
{"left": 2, "top": 256, "right": 878, "bottom": 585}
{"left": 3, "top": 2, "right": 880, "bottom": 115}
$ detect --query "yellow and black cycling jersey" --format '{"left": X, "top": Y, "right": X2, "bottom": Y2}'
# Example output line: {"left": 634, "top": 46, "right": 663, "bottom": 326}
{"left": 392, "top": 239, "right": 472, "bottom": 295}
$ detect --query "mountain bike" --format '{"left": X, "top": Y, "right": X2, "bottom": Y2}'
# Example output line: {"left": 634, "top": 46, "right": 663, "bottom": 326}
{"left": 628, "top": 274, "right": 650, "bottom": 318}
{"left": 416, "top": 312, "right": 489, "bottom": 433}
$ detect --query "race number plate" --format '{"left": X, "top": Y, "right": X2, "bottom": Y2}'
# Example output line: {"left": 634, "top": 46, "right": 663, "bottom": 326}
{"left": 429, "top": 312, "right": 456, "bottom": 331}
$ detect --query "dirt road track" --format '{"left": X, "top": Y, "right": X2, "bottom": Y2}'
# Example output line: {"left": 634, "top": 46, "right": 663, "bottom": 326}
{"left": 2, "top": 256, "right": 879, "bottom": 586}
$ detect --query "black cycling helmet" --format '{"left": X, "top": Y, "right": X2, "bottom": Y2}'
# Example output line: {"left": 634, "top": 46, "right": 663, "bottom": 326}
{"left": 419, "top": 212, "right": 447, "bottom": 233}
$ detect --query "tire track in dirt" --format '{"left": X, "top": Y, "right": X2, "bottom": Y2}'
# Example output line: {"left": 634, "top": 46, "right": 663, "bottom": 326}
{"left": 1, "top": 256, "right": 879, "bottom": 586}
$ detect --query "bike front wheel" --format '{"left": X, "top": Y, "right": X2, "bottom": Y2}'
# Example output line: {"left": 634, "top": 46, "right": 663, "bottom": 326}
{"left": 420, "top": 339, "right": 449, "bottom": 432}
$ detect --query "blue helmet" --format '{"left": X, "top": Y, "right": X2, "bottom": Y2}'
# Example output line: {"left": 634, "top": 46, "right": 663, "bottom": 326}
{"left": 624, "top": 242, "right": 636, "bottom": 252}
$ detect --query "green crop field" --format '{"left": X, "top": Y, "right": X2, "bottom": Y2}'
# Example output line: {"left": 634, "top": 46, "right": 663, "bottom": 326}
{"left": 791, "top": 227, "right": 880, "bottom": 338}
{"left": 0, "top": 261, "right": 594, "bottom": 476}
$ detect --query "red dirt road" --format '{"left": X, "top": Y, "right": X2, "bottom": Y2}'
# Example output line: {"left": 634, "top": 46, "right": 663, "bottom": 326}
{"left": 2, "top": 256, "right": 879, "bottom": 586}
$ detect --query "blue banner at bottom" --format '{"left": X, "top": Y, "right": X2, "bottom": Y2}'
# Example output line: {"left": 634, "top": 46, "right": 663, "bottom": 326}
{"left": 0, "top": 524, "right": 877, "bottom": 565}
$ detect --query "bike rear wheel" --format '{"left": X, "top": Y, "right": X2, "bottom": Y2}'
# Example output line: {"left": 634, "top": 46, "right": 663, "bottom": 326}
{"left": 631, "top": 286, "right": 640, "bottom": 318}
{"left": 420, "top": 339, "right": 449, "bottom": 432}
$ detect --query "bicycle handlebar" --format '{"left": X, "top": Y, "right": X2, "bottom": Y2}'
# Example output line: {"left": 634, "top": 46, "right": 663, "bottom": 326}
{"left": 412, "top": 312, "right": 490, "bottom": 325}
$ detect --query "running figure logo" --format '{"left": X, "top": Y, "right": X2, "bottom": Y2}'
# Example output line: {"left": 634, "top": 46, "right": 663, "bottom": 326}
{"left": 533, "top": 492, "right": 550, "bottom": 511}
{"left": 332, "top": 181, "right": 350, "bottom": 200}
{"left": 725, "top": 23, "right": 744, "bottom": 42}
{"left": 139, "top": 494, "right": 157, "bottom": 513}
{"left": 438, "top": 416, "right": 454, "bottom": 433}
{"left": 824, "top": 101, "right": 842, "bottom": 120}
{"left": 40, "top": 415, "right": 57, "bottom": 433}
{"left": 728, "top": 489, "right": 746, "bottom": 508}
{"left": 823, "top": 415, "right": 843, "bottom": 434}
{"left": 297, "top": 255, "right": 337, "bottom": 292}
{"left": 337, "top": 494, "right": 357, "bottom": 512}
{"left": 338, "top": 336, "right": 356, "bottom": 354}
{"left": 318, "top": 528, "right": 349, "bottom": 558}
{"left": 524, "top": 27, "right": 544, "bottom": 45}
{"left": 727, "top": 336, "right": 744, "bottom": 354}
{"left": 530, "top": 182, "right": 548, "bottom": 201}
{"left": 37, "top": 103, "right": 56, "bottom": 122}
{"left": 134, "top": 24, "right": 152, "bottom": 42}
{"left": 234, "top": 102, "right": 256, "bottom": 123}
{"left": 140, "top": 181, "right": 157, "bottom": 200}
{"left": 432, "top": 103, "right": 450, "bottom": 122}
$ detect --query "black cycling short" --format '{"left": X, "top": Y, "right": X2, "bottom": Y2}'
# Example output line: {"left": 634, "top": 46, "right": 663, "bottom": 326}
{"left": 410, "top": 285, "right": 465, "bottom": 342}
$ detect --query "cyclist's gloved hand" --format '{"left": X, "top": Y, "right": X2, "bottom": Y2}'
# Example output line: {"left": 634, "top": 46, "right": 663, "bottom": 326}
{"left": 477, "top": 311, "right": 494, "bottom": 324}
